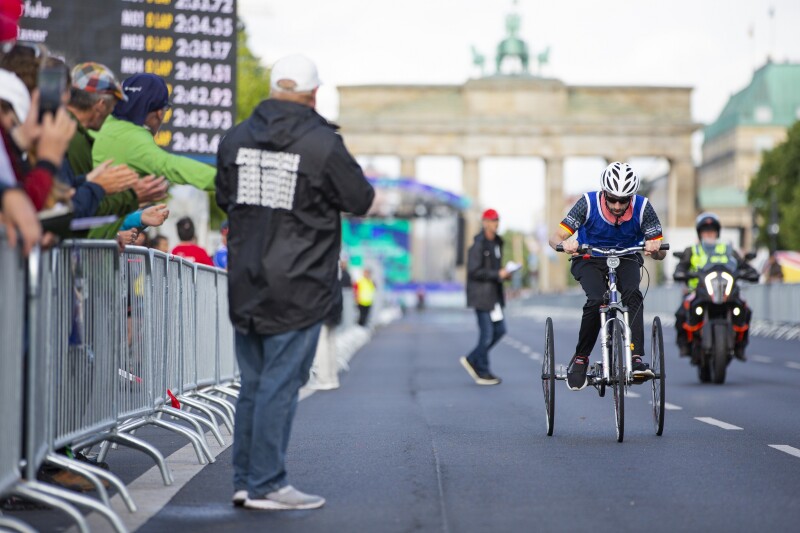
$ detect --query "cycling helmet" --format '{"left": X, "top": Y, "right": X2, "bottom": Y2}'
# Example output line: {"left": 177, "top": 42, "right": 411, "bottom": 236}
{"left": 695, "top": 212, "right": 721, "bottom": 238}
{"left": 601, "top": 162, "right": 639, "bottom": 198}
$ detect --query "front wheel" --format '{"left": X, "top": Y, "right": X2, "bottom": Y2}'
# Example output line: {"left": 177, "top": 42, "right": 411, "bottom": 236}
{"left": 711, "top": 323, "right": 728, "bottom": 384}
{"left": 541, "top": 317, "right": 556, "bottom": 436}
{"left": 696, "top": 341, "right": 711, "bottom": 383}
{"left": 651, "top": 317, "right": 665, "bottom": 436}
{"left": 612, "top": 320, "right": 625, "bottom": 443}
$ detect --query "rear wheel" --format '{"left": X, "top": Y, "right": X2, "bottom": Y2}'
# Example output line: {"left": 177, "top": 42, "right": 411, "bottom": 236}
{"left": 711, "top": 323, "right": 728, "bottom": 384}
{"left": 651, "top": 317, "right": 665, "bottom": 436}
{"left": 612, "top": 320, "right": 625, "bottom": 443}
{"left": 541, "top": 318, "right": 555, "bottom": 436}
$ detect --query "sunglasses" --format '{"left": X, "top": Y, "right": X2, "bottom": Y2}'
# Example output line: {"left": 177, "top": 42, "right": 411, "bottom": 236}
{"left": 605, "top": 193, "right": 631, "bottom": 205}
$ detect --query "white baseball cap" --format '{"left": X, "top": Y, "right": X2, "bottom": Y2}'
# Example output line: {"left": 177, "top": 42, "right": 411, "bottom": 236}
{"left": 0, "top": 68, "right": 30, "bottom": 122}
{"left": 270, "top": 54, "right": 321, "bottom": 93}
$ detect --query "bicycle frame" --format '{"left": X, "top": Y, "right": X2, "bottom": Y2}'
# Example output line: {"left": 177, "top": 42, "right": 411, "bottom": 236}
{"left": 581, "top": 244, "right": 650, "bottom": 386}
{"left": 598, "top": 263, "right": 633, "bottom": 384}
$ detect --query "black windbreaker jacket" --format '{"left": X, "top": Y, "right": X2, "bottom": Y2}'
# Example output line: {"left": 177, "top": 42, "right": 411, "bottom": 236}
{"left": 466, "top": 232, "right": 505, "bottom": 311}
{"left": 215, "top": 99, "right": 375, "bottom": 335}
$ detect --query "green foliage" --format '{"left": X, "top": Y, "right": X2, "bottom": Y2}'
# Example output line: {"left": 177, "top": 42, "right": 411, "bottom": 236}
{"left": 236, "top": 20, "right": 270, "bottom": 123}
{"left": 748, "top": 121, "right": 800, "bottom": 250}
{"left": 501, "top": 230, "right": 532, "bottom": 287}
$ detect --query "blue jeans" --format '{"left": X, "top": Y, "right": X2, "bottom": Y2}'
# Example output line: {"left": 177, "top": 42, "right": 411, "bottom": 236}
{"left": 466, "top": 310, "right": 506, "bottom": 375}
{"left": 232, "top": 321, "right": 323, "bottom": 497}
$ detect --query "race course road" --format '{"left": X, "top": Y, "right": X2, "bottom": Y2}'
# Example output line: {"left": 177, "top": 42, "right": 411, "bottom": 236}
{"left": 134, "top": 307, "right": 800, "bottom": 532}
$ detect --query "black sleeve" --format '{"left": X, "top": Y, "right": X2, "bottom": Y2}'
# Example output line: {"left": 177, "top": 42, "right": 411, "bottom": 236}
{"left": 732, "top": 251, "right": 760, "bottom": 282}
{"left": 215, "top": 135, "right": 233, "bottom": 213}
{"left": 324, "top": 135, "right": 375, "bottom": 216}
{"left": 673, "top": 247, "right": 693, "bottom": 281}
{"left": 641, "top": 202, "right": 664, "bottom": 241}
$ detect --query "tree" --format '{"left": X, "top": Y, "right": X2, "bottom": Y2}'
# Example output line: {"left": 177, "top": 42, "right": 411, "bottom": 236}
{"left": 748, "top": 121, "right": 800, "bottom": 250}
{"left": 236, "top": 20, "right": 270, "bottom": 123}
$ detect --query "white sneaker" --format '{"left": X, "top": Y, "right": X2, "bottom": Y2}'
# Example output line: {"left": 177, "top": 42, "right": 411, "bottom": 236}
{"left": 244, "top": 485, "right": 325, "bottom": 511}
{"left": 232, "top": 490, "right": 248, "bottom": 506}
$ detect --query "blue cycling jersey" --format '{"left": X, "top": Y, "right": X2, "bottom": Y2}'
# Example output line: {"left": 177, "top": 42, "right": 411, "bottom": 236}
{"left": 576, "top": 192, "right": 647, "bottom": 255}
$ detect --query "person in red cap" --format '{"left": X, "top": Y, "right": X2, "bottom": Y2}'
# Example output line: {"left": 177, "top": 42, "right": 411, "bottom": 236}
{"left": 460, "top": 208, "right": 511, "bottom": 385}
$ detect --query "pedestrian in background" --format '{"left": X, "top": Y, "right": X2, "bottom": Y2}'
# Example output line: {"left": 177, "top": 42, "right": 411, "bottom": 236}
{"left": 460, "top": 208, "right": 510, "bottom": 386}
{"left": 215, "top": 54, "right": 374, "bottom": 511}
{"left": 213, "top": 219, "right": 228, "bottom": 269}
{"left": 354, "top": 267, "right": 375, "bottom": 327}
{"left": 171, "top": 216, "right": 213, "bottom": 266}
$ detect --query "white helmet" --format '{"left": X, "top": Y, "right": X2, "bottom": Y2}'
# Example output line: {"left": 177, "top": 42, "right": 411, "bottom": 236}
{"left": 601, "top": 162, "right": 639, "bottom": 198}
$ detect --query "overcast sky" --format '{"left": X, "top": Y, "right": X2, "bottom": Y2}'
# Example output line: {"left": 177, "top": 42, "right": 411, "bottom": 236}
{"left": 238, "top": 0, "right": 800, "bottom": 231}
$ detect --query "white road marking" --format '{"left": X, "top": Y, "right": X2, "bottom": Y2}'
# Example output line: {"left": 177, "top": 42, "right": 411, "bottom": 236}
{"left": 520, "top": 346, "right": 531, "bottom": 354}
{"left": 695, "top": 417, "right": 743, "bottom": 430}
{"left": 769, "top": 445, "right": 800, "bottom": 459}
{"left": 751, "top": 355, "right": 772, "bottom": 364}
{"left": 785, "top": 362, "right": 800, "bottom": 370}
{"left": 529, "top": 352, "right": 542, "bottom": 361}
{"left": 665, "top": 402, "right": 683, "bottom": 411}
{"left": 625, "top": 390, "right": 641, "bottom": 398}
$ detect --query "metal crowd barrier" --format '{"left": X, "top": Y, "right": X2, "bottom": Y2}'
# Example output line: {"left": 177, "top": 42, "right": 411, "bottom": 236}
{"left": 0, "top": 236, "right": 239, "bottom": 532}
{"left": 0, "top": 228, "right": 39, "bottom": 533}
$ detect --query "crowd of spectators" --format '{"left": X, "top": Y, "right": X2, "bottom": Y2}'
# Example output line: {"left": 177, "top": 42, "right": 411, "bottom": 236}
{"left": 0, "top": 2, "right": 223, "bottom": 495}
{"left": 0, "top": 25, "right": 225, "bottom": 260}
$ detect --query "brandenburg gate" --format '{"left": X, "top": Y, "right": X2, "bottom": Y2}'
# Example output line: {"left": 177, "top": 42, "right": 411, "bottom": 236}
{"left": 336, "top": 9, "right": 698, "bottom": 291}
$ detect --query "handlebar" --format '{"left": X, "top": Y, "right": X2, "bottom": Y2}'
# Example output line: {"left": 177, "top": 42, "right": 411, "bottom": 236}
{"left": 555, "top": 243, "right": 670, "bottom": 254}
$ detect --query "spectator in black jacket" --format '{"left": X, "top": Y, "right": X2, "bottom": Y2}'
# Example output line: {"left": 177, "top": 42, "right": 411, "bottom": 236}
{"left": 460, "top": 208, "right": 511, "bottom": 386}
{"left": 215, "top": 54, "right": 374, "bottom": 512}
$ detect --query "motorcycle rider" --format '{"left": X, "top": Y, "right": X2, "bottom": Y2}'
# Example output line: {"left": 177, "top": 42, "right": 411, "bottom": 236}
{"left": 673, "top": 212, "right": 759, "bottom": 361}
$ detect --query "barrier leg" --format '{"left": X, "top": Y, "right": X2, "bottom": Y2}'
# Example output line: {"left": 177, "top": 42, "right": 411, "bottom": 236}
{"left": 105, "top": 431, "right": 174, "bottom": 485}
{"left": 13, "top": 483, "right": 90, "bottom": 533}
{"left": 159, "top": 408, "right": 207, "bottom": 442}
{"left": 161, "top": 407, "right": 220, "bottom": 456}
{"left": 150, "top": 416, "right": 212, "bottom": 464}
{"left": 0, "top": 515, "right": 37, "bottom": 533}
{"left": 212, "top": 385, "right": 239, "bottom": 400}
{"left": 43, "top": 455, "right": 111, "bottom": 508}
{"left": 47, "top": 454, "right": 137, "bottom": 513}
{"left": 19, "top": 480, "right": 127, "bottom": 533}
{"left": 195, "top": 390, "right": 236, "bottom": 425}
{"left": 181, "top": 396, "right": 232, "bottom": 439}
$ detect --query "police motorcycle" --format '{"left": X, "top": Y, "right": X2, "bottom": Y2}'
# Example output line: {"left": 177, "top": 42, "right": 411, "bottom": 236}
{"left": 674, "top": 251, "right": 759, "bottom": 384}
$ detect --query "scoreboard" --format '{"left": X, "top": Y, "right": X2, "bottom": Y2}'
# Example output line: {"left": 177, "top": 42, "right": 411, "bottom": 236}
{"left": 18, "top": 0, "right": 238, "bottom": 161}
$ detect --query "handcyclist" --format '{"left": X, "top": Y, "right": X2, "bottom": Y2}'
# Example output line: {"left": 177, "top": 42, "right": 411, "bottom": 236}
{"left": 548, "top": 162, "right": 667, "bottom": 390}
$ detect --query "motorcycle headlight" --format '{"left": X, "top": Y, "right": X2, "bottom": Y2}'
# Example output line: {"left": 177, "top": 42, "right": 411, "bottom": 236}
{"left": 720, "top": 272, "right": 734, "bottom": 297}
{"left": 704, "top": 272, "right": 718, "bottom": 296}
{"left": 733, "top": 307, "right": 741, "bottom": 316}
{"left": 695, "top": 306, "right": 704, "bottom": 315}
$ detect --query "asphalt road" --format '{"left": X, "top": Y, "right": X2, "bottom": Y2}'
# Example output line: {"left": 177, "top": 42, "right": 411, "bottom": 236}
{"left": 8, "top": 306, "right": 800, "bottom": 532}
{"left": 138, "top": 306, "right": 800, "bottom": 533}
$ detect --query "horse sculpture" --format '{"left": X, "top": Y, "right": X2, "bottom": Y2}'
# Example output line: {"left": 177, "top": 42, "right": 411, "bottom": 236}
{"left": 495, "top": 10, "right": 529, "bottom": 74}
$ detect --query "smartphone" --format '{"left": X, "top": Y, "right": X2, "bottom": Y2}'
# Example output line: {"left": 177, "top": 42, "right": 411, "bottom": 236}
{"left": 38, "top": 66, "right": 67, "bottom": 122}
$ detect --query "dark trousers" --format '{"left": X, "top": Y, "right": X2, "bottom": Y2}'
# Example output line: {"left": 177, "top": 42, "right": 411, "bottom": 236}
{"left": 571, "top": 255, "right": 644, "bottom": 357}
{"left": 357, "top": 305, "right": 371, "bottom": 326}
{"left": 232, "top": 321, "right": 323, "bottom": 497}
{"left": 466, "top": 309, "right": 506, "bottom": 375}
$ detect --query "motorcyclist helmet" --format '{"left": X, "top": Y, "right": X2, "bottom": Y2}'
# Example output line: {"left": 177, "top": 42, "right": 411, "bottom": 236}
{"left": 695, "top": 212, "right": 721, "bottom": 239}
{"left": 600, "top": 162, "right": 639, "bottom": 199}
